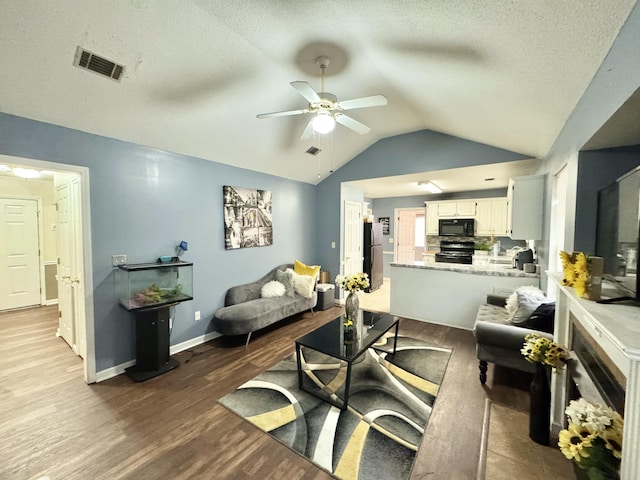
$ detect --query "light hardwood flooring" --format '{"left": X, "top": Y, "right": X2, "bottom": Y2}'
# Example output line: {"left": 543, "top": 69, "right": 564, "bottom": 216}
{"left": 1, "top": 302, "right": 567, "bottom": 479}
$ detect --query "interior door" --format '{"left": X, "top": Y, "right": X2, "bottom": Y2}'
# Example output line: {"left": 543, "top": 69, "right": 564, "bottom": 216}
{"left": 343, "top": 201, "right": 362, "bottom": 277}
{"left": 70, "top": 176, "right": 86, "bottom": 358}
{"left": 0, "top": 198, "right": 41, "bottom": 310}
{"left": 396, "top": 210, "right": 417, "bottom": 263}
{"left": 55, "top": 178, "right": 75, "bottom": 351}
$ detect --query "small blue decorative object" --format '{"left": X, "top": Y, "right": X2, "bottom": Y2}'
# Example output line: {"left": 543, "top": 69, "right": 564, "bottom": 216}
{"left": 160, "top": 255, "right": 172, "bottom": 263}
{"left": 176, "top": 240, "right": 188, "bottom": 256}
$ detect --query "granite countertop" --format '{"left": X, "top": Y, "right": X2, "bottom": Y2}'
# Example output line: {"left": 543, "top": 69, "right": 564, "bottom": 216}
{"left": 390, "top": 260, "right": 540, "bottom": 278}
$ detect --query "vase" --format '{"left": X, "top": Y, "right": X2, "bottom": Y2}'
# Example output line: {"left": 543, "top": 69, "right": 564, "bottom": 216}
{"left": 529, "top": 363, "right": 551, "bottom": 445}
{"left": 345, "top": 291, "right": 359, "bottom": 321}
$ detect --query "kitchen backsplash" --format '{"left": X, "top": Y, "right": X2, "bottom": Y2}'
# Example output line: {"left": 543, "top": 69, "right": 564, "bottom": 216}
{"left": 426, "top": 235, "right": 526, "bottom": 253}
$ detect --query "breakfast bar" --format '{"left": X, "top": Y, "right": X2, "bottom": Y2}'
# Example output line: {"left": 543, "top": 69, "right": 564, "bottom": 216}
{"left": 390, "top": 261, "right": 540, "bottom": 330}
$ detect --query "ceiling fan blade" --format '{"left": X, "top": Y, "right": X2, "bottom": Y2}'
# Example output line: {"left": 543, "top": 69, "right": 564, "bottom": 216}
{"left": 300, "top": 120, "right": 314, "bottom": 140}
{"left": 256, "top": 109, "right": 307, "bottom": 119}
{"left": 290, "top": 81, "right": 322, "bottom": 104}
{"left": 336, "top": 94, "right": 388, "bottom": 111}
{"left": 335, "top": 114, "right": 371, "bottom": 135}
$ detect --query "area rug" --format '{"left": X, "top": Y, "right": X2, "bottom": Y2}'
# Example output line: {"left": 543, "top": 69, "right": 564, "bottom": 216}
{"left": 219, "top": 334, "right": 452, "bottom": 480}
{"left": 478, "top": 400, "right": 574, "bottom": 480}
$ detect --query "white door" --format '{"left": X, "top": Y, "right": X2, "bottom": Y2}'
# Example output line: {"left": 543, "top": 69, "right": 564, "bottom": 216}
{"left": 55, "top": 178, "right": 75, "bottom": 351}
{"left": 343, "top": 201, "right": 362, "bottom": 277}
{"left": 71, "top": 176, "right": 86, "bottom": 358}
{"left": 396, "top": 210, "right": 417, "bottom": 263}
{"left": 0, "top": 198, "right": 41, "bottom": 310}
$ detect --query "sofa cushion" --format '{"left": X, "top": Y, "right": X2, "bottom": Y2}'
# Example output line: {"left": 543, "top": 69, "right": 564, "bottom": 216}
{"left": 275, "top": 269, "right": 295, "bottom": 297}
{"left": 294, "top": 259, "right": 320, "bottom": 278}
{"left": 261, "top": 280, "right": 285, "bottom": 298}
{"left": 506, "top": 286, "right": 548, "bottom": 325}
{"left": 288, "top": 268, "right": 315, "bottom": 298}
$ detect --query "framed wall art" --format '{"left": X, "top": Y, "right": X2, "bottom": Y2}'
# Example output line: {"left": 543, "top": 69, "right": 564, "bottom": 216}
{"left": 379, "top": 217, "right": 390, "bottom": 235}
{"left": 223, "top": 186, "right": 273, "bottom": 249}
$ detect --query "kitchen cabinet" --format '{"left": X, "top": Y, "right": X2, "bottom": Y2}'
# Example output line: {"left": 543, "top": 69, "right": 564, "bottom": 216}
{"left": 507, "top": 174, "right": 544, "bottom": 239}
{"left": 433, "top": 200, "right": 477, "bottom": 218}
{"left": 475, "top": 198, "right": 509, "bottom": 236}
{"left": 426, "top": 202, "right": 439, "bottom": 235}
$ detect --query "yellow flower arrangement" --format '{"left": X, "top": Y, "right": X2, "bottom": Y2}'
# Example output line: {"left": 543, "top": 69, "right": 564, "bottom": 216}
{"left": 558, "top": 398, "right": 623, "bottom": 478}
{"left": 521, "top": 333, "right": 569, "bottom": 369}
{"left": 335, "top": 272, "right": 370, "bottom": 293}
{"left": 560, "top": 251, "right": 590, "bottom": 297}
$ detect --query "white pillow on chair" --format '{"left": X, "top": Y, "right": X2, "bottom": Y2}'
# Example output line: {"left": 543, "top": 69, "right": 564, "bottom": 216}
{"left": 261, "top": 280, "right": 286, "bottom": 298}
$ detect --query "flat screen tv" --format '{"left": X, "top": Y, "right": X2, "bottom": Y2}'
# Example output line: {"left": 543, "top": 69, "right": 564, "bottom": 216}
{"left": 595, "top": 166, "right": 640, "bottom": 304}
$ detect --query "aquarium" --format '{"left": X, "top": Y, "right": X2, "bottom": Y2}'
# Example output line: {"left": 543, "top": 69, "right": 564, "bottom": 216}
{"left": 117, "top": 261, "right": 193, "bottom": 311}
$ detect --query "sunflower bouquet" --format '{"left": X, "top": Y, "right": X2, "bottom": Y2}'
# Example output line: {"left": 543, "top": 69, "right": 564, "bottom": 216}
{"left": 335, "top": 272, "right": 370, "bottom": 293}
{"left": 560, "top": 251, "right": 590, "bottom": 297}
{"left": 558, "top": 398, "right": 623, "bottom": 479}
{"left": 521, "top": 333, "right": 569, "bottom": 369}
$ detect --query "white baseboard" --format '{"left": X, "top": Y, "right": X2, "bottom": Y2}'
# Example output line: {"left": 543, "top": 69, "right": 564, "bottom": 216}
{"left": 94, "top": 330, "right": 222, "bottom": 383}
{"left": 43, "top": 299, "right": 59, "bottom": 306}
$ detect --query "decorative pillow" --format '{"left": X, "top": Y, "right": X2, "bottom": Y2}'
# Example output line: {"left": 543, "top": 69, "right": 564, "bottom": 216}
{"left": 521, "top": 302, "right": 556, "bottom": 333}
{"left": 275, "top": 269, "right": 295, "bottom": 297}
{"left": 506, "top": 286, "right": 549, "bottom": 325}
{"left": 287, "top": 268, "right": 315, "bottom": 299}
{"left": 260, "top": 280, "right": 286, "bottom": 298}
{"left": 294, "top": 259, "right": 321, "bottom": 279}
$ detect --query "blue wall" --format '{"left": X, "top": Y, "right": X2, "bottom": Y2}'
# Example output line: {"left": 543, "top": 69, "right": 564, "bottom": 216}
{"left": 0, "top": 113, "right": 317, "bottom": 372}
{"left": 575, "top": 145, "right": 640, "bottom": 254}
{"left": 315, "top": 129, "right": 530, "bottom": 281}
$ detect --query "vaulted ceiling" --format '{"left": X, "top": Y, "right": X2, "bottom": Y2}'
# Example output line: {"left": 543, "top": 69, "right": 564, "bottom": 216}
{"left": 1, "top": 1, "right": 638, "bottom": 186}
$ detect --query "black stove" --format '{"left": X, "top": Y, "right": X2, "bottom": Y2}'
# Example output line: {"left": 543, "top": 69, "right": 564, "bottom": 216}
{"left": 435, "top": 240, "right": 475, "bottom": 264}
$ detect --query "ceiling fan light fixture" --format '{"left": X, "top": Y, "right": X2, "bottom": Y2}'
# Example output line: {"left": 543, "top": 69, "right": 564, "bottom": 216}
{"left": 418, "top": 181, "right": 442, "bottom": 194}
{"left": 311, "top": 111, "right": 336, "bottom": 134}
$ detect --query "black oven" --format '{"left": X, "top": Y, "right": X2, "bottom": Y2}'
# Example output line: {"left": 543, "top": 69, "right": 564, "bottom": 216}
{"left": 438, "top": 218, "right": 475, "bottom": 237}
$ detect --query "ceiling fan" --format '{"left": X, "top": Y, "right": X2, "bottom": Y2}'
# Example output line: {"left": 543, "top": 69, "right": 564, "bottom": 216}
{"left": 256, "top": 55, "right": 387, "bottom": 139}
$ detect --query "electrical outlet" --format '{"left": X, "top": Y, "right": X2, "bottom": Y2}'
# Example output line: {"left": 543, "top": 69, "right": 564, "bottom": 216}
{"left": 331, "top": 242, "right": 336, "bottom": 249}
{"left": 112, "top": 254, "right": 127, "bottom": 266}
{"left": 194, "top": 310, "right": 201, "bottom": 321}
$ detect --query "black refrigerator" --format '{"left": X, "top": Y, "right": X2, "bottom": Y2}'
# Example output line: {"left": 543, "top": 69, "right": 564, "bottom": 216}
{"left": 363, "top": 222, "right": 383, "bottom": 292}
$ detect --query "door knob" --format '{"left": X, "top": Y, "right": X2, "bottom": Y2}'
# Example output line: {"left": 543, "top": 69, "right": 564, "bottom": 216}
{"left": 72, "top": 278, "right": 80, "bottom": 284}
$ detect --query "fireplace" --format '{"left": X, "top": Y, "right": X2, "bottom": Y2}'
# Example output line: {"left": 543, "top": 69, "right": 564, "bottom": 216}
{"left": 568, "top": 317, "right": 626, "bottom": 413}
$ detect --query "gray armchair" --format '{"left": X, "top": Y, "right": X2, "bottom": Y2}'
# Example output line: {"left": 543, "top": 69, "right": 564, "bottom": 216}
{"left": 473, "top": 294, "right": 554, "bottom": 384}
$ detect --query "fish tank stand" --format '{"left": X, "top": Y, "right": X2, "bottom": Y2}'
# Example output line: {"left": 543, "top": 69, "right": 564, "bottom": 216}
{"left": 117, "top": 261, "right": 194, "bottom": 382}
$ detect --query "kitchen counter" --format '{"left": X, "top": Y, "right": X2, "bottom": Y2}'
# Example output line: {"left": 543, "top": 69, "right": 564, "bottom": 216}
{"left": 390, "top": 261, "right": 541, "bottom": 330}
{"left": 391, "top": 260, "right": 540, "bottom": 279}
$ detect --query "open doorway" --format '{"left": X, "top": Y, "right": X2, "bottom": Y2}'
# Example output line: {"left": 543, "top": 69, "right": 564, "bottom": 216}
{"left": 0, "top": 154, "right": 95, "bottom": 383}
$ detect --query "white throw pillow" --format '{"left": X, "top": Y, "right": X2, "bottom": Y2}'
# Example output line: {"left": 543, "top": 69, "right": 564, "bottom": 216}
{"left": 287, "top": 268, "right": 315, "bottom": 299}
{"left": 506, "top": 286, "right": 548, "bottom": 325}
{"left": 261, "top": 280, "right": 286, "bottom": 298}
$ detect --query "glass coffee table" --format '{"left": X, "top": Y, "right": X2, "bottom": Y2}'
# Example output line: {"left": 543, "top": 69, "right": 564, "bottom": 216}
{"left": 295, "top": 309, "right": 400, "bottom": 410}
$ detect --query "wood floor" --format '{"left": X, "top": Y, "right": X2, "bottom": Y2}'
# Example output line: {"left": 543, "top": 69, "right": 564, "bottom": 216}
{"left": 1, "top": 304, "right": 532, "bottom": 480}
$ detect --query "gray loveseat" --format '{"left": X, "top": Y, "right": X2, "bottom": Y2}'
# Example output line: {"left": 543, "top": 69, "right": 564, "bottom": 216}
{"left": 213, "top": 264, "right": 317, "bottom": 346}
{"left": 473, "top": 294, "right": 554, "bottom": 384}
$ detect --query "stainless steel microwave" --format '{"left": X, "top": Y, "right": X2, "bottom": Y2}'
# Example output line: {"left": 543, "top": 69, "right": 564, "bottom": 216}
{"left": 439, "top": 218, "right": 475, "bottom": 237}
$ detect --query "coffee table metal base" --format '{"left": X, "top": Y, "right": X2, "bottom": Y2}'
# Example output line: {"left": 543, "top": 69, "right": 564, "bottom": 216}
{"left": 296, "top": 318, "right": 399, "bottom": 410}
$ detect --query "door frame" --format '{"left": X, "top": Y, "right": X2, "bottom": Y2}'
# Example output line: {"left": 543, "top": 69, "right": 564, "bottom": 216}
{"left": 0, "top": 195, "right": 46, "bottom": 308}
{"left": 393, "top": 207, "right": 425, "bottom": 262}
{"left": 0, "top": 154, "right": 95, "bottom": 384}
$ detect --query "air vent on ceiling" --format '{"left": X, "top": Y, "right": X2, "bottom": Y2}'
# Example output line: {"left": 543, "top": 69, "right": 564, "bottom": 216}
{"left": 74, "top": 47, "right": 124, "bottom": 81}
{"left": 306, "top": 146, "right": 321, "bottom": 156}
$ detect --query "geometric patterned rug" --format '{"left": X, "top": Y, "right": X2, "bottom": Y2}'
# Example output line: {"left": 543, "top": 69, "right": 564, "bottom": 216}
{"left": 219, "top": 334, "right": 452, "bottom": 480}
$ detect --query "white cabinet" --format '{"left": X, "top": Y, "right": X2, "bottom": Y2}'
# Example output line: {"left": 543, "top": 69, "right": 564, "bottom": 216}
{"left": 475, "top": 198, "right": 509, "bottom": 236}
{"left": 507, "top": 174, "right": 544, "bottom": 239}
{"left": 456, "top": 200, "right": 476, "bottom": 217}
{"left": 426, "top": 203, "right": 439, "bottom": 235}
{"left": 434, "top": 200, "right": 477, "bottom": 217}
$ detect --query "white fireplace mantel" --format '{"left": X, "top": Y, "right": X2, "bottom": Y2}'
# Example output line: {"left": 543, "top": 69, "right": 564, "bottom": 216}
{"left": 548, "top": 273, "right": 640, "bottom": 479}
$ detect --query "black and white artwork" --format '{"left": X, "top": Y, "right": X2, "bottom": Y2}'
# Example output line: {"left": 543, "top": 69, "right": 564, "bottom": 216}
{"left": 223, "top": 186, "right": 273, "bottom": 249}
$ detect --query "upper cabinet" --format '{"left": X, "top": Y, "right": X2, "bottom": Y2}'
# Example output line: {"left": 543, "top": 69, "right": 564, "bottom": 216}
{"left": 507, "top": 174, "right": 545, "bottom": 240}
{"left": 435, "top": 200, "right": 477, "bottom": 217}
{"left": 426, "top": 203, "right": 439, "bottom": 235}
{"left": 475, "top": 198, "right": 509, "bottom": 236}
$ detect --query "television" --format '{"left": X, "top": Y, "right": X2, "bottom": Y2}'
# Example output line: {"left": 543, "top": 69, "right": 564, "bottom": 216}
{"left": 595, "top": 165, "right": 640, "bottom": 304}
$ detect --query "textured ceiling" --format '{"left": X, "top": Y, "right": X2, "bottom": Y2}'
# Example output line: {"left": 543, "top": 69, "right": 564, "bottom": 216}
{"left": 0, "top": 1, "right": 637, "bottom": 185}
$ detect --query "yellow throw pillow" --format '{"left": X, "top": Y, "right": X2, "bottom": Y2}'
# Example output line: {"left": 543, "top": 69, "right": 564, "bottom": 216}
{"left": 294, "top": 259, "right": 320, "bottom": 278}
